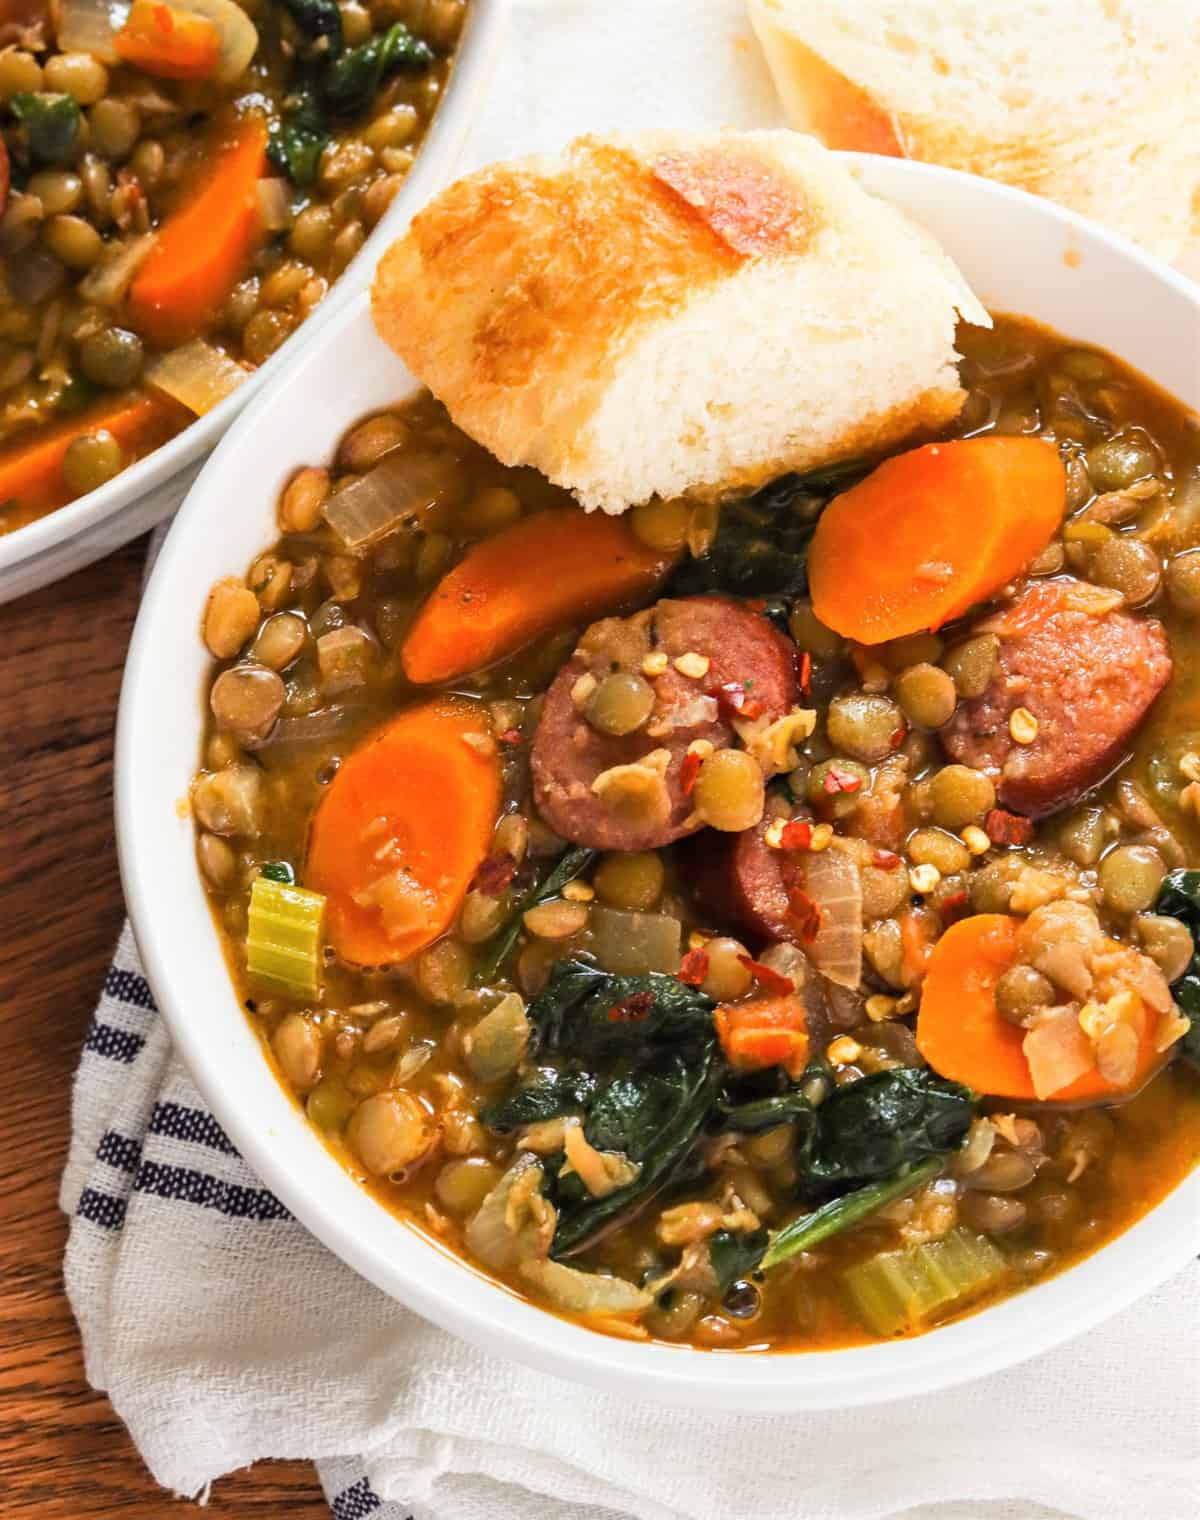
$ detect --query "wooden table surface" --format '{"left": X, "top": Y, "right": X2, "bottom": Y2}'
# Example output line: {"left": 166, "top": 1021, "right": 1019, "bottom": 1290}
{"left": 0, "top": 541, "right": 327, "bottom": 1517}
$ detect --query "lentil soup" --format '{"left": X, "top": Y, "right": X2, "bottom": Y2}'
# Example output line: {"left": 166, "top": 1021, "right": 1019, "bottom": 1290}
{"left": 192, "top": 314, "right": 1200, "bottom": 1351}
{"left": 0, "top": 0, "right": 467, "bottom": 533}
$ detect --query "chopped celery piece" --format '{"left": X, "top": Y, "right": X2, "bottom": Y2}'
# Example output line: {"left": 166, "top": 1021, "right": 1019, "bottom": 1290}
{"left": 246, "top": 876, "right": 326, "bottom": 998}
{"left": 843, "top": 1227, "right": 1008, "bottom": 1337}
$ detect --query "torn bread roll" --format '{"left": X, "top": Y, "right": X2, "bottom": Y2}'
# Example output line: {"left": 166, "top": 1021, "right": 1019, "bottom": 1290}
{"left": 371, "top": 130, "right": 989, "bottom": 515}
{"left": 747, "top": 0, "right": 1200, "bottom": 262}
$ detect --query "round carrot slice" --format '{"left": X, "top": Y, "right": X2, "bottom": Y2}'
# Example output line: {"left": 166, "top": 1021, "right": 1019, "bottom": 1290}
{"left": 807, "top": 436, "right": 1065, "bottom": 645}
{"left": 917, "top": 913, "right": 1163, "bottom": 1103}
{"left": 305, "top": 697, "right": 501, "bottom": 966}
{"left": 401, "top": 508, "right": 672, "bottom": 684}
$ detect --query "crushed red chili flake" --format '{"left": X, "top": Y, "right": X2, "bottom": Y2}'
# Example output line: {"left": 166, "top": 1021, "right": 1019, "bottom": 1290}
{"left": 472, "top": 852, "right": 517, "bottom": 895}
{"left": 680, "top": 750, "right": 703, "bottom": 797}
{"left": 497, "top": 728, "right": 523, "bottom": 747}
{"left": 985, "top": 808, "right": 1034, "bottom": 847}
{"left": 779, "top": 819, "right": 814, "bottom": 850}
{"left": 786, "top": 888, "right": 824, "bottom": 944}
{"left": 889, "top": 726, "right": 907, "bottom": 750}
{"left": 737, "top": 955, "right": 795, "bottom": 995}
{"left": 940, "top": 889, "right": 969, "bottom": 924}
{"left": 822, "top": 765, "right": 863, "bottom": 795}
{"left": 677, "top": 947, "right": 710, "bottom": 986}
{"left": 798, "top": 650, "right": 812, "bottom": 699}
{"left": 873, "top": 849, "right": 903, "bottom": 870}
{"left": 710, "top": 681, "right": 765, "bottom": 722}
{"left": 607, "top": 990, "right": 656, "bottom": 1023}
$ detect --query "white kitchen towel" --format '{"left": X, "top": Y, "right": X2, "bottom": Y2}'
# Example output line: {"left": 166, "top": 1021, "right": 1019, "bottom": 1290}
{"left": 61, "top": 1, "right": 1200, "bottom": 1517}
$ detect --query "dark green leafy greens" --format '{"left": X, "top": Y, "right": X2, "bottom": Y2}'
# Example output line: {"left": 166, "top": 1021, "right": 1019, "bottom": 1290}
{"left": 709, "top": 1226, "right": 770, "bottom": 1293}
{"left": 759, "top": 1158, "right": 944, "bottom": 1270}
{"left": 268, "top": 81, "right": 330, "bottom": 186}
{"left": 794, "top": 1067, "right": 972, "bottom": 1199}
{"left": 481, "top": 958, "right": 720, "bottom": 1257}
{"left": 9, "top": 92, "right": 80, "bottom": 165}
{"left": 1153, "top": 870, "right": 1200, "bottom": 1071}
{"left": 260, "top": 860, "right": 296, "bottom": 884}
{"left": 472, "top": 845, "right": 596, "bottom": 985}
{"left": 665, "top": 457, "right": 872, "bottom": 601}
{"left": 323, "top": 23, "right": 436, "bottom": 116}
{"left": 280, "top": 0, "right": 343, "bottom": 55}
{"left": 268, "top": 21, "right": 435, "bottom": 185}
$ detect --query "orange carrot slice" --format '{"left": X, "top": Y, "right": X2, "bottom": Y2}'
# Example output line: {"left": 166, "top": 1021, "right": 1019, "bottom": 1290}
{"left": 114, "top": 1, "right": 222, "bottom": 80}
{"left": 916, "top": 913, "right": 1162, "bottom": 1102}
{"left": 0, "top": 391, "right": 186, "bottom": 517}
{"left": 715, "top": 994, "right": 811, "bottom": 1078}
{"left": 305, "top": 697, "right": 501, "bottom": 967}
{"left": 807, "top": 437, "right": 1065, "bottom": 645}
{"left": 400, "top": 509, "right": 674, "bottom": 684}
{"left": 128, "top": 114, "right": 267, "bottom": 347}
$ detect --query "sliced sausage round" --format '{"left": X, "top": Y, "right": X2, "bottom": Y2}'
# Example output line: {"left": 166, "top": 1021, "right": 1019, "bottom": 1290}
{"left": 940, "top": 578, "right": 1172, "bottom": 818}
{"left": 684, "top": 819, "right": 796, "bottom": 944}
{"left": 531, "top": 596, "right": 798, "bottom": 851}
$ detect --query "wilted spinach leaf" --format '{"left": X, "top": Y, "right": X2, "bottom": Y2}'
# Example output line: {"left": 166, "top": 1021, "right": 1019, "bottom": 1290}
{"left": 482, "top": 958, "right": 721, "bottom": 1257}
{"left": 709, "top": 1226, "right": 770, "bottom": 1292}
{"left": 480, "top": 1067, "right": 597, "bottom": 1131}
{"left": 323, "top": 22, "right": 435, "bottom": 117}
{"left": 9, "top": 91, "right": 80, "bottom": 165}
{"left": 473, "top": 846, "right": 596, "bottom": 985}
{"left": 795, "top": 1067, "right": 973, "bottom": 1199}
{"left": 665, "top": 458, "right": 872, "bottom": 601}
{"left": 268, "top": 83, "right": 330, "bottom": 186}
{"left": 525, "top": 957, "right": 716, "bottom": 1060}
{"left": 551, "top": 1044, "right": 724, "bottom": 1257}
{"left": 1153, "top": 870, "right": 1200, "bottom": 1071}
{"left": 280, "top": 0, "right": 343, "bottom": 55}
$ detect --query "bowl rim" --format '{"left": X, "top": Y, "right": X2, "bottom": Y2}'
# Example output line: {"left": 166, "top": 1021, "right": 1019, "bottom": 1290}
{"left": 0, "top": 0, "right": 511, "bottom": 583}
{"left": 117, "top": 151, "right": 1200, "bottom": 1411}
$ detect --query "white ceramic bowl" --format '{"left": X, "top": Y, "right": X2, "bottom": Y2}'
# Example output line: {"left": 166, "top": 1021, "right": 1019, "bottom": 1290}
{"left": 0, "top": 0, "right": 509, "bottom": 605}
{"left": 118, "top": 154, "right": 1200, "bottom": 1411}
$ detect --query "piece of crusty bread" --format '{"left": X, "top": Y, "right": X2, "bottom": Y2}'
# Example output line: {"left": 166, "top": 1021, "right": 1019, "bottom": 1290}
{"left": 371, "top": 130, "right": 989, "bottom": 515}
{"left": 747, "top": 0, "right": 1200, "bottom": 262}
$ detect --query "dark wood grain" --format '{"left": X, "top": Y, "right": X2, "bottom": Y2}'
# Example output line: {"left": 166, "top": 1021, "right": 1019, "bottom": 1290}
{"left": 0, "top": 542, "right": 326, "bottom": 1517}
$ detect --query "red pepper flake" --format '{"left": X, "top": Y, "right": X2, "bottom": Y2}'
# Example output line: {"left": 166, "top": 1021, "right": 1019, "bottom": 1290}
{"left": 779, "top": 819, "right": 813, "bottom": 851}
{"left": 497, "top": 728, "right": 523, "bottom": 747}
{"left": 940, "top": 889, "right": 969, "bottom": 924}
{"left": 873, "top": 849, "right": 902, "bottom": 870}
{"left": 889, "top": 725, "right": 907, "bottom": 751}
{"left": 680, "top": 750, "right": 703, "bottom": 797}
{"left": 786, "top": 888, "right": 824, "bottom": 945}
{"left": 737, "top": 955, "right": 795, "bottom": 995}
{"left": 798, "top": 650, "right": 812, "bottom": 699}
{"left": 472, "top": 852, "right": 517, "bottom": 895}
{"left": 607, "top": 990, "right": 656, "bottom": 1023}
{"left": 822, "top": 765, "right": 863, "bottom": 796}
{"left": 985, "top": 808, "right": 1034, "bottom": 847}
{"left": 710, "top": 681, "right": 765, "bottom": 722}
{"left": 677, "top": 947, "right": 710, "bottom": 986}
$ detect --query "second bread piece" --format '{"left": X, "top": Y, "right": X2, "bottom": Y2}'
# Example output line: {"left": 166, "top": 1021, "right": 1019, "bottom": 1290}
{"left": 371, "top": 130, "right": 989, "bottom": 515}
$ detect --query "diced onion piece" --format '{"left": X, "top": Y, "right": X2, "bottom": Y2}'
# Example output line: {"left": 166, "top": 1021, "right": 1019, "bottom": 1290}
{"left": 256, "top": 176, "right": 292, "bottom": 232}
{"left": 175, "top": 0, "right": 258, "bottom": 83}
{"left": 77, "top": 233, "right": 154, "bottom": 307}
{"left": 519, "top": 1258, "right": 652, "bottom": 1315}
{"left": 801, "top": 846, "right": 862, "bottom": 989}
{"left": 145, "top": 337, "right": 248, "bottom": 415}
{"left": 464, "top": 1153, "right": 552, "bottom": 1271}
{"left": 57, "top": 0, "right": 130, "bottom": 63}
{"left": 1022, "top": 1006, "right": 1094, "bottom": 1100}
{"left": 323, "top": 451, "right": 457, "bottom": 549}
{"left": 589, "top": 904, "right": 681, "bottom": 976}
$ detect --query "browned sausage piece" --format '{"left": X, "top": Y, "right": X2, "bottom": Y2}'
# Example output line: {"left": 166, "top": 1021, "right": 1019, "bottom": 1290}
{"left": 940, "top": 578, "right": 1172, "bottom": 818}
{"left": 531, "top": 596, "right": 798, "bottom": 850}
{"left": 683, "top": 818, "right": 796, "bottom": 944}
